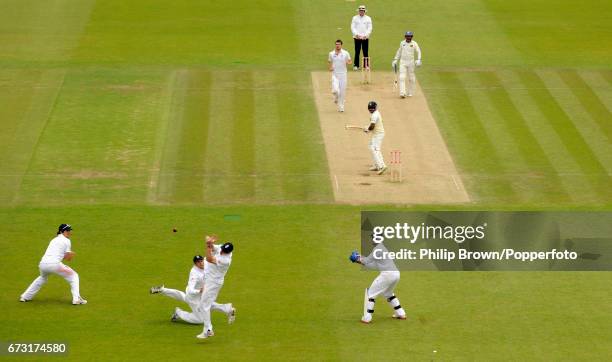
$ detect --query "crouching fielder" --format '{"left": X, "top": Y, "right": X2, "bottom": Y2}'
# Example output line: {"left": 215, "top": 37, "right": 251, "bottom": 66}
{"left": 20, "top": 224, "right": 87, "bottom": 305}
{"left": 150, "top": 255, "right": 233, "bottom": 324}
{"left": 349, "top": 243, "right": 406, "bottom": 323}
{"left": 392, "top": 31, "right": 422, "bottom": 98}
{"left": 197, "top": 236, "right": 234, "bottom": 339}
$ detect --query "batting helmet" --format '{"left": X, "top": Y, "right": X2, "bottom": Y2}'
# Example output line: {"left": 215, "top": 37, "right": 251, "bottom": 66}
{"left": 368, "top": 101, "right": 377, "bottom": 110}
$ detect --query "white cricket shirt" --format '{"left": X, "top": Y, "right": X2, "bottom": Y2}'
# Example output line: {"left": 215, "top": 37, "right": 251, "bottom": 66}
{"left": 361, "top": 243, "right": 399, "bottom": 272}
{"left": 39, "top": 234, "right": 71, "bottom": 264}
{"left": 186, "top": 265, "right": 205, "bottom": 296}
{"left": 204, "top": 245, "right": 232, "bottom": 285}
{"left": 394, "top": 40, "right": 421, "bottom": 63}
{"left": 351, "top": 14, "right": 373, "bottom": 38}
{"left": 370, "top": 110, "right": 385, "bottom": 135}
{"left": 328, "top": 49, "right": 351, "bottom": 74}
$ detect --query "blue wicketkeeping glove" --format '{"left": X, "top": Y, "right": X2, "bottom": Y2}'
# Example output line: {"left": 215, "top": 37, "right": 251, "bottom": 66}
{"left": 349, "top": 251, "right": 360, "bottom": 263}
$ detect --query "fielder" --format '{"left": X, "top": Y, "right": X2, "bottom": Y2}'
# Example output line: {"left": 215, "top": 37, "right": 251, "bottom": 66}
{"left": 150, "top": 255, "right": 235, "bottom": 324}
{"left": 196, "top": 236, "right": 234, "bottom": 339}
{"left": 20, "top": 224, "right": 87, "bottom": 305}
{"left": 328, "top": 39, "right": 352, "bottom": 112}
{"left": 362, "top": 101, "right": 387, "bottom": 175}
{"left": 349, "top": 242, "right": 407, "bottom": 323}
{"left": 392, "top": 31, "right": 422, "bottom": 98}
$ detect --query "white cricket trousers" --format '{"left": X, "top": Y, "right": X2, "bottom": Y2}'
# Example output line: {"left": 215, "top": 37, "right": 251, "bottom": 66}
{"left": 363, "top": 271, "right": 406, "bottom": 322}
{"left": 161, "top": 287, "right": 229, "bottom": 324}
{"left": 399, "top": 61, "right": 416, "bottom": 96}
{"left": 200, "top": 281, "right": 229, "bottom": 333}
{"left": 331, "top": 72, "right": 347, "bottom": 110}
{"left": 21, "top": 263, "right": 81, "bottom": 302}
{"left": 369, "top": 133, "right": 386, "bottom": 169}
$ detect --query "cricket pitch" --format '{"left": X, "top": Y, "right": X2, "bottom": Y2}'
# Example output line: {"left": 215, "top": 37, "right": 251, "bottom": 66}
{"left": 311, "top": 71, "right": 470, "bottom": 204}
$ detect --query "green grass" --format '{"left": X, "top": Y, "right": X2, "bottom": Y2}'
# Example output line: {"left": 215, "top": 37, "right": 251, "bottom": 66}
{"left": 2, "top": 206, "right": 612, "bottom": 361}
{"left": 0, "top": 0, "right": 611, "bottom": 360}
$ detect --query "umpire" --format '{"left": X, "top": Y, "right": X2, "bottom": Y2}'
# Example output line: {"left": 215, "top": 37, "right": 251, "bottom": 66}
{"left": 351, "top": 5, "right": 373, "bottom": 70}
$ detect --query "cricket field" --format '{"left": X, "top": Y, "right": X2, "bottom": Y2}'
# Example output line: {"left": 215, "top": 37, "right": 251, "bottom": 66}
{"left": 1, "top": 1, "right": 611, "bottom": 360}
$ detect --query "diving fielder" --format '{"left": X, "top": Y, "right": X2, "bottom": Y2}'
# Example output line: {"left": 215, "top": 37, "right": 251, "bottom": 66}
{"left": 392, "top": 31, "right": 422, "bottom": 98}
{"left": 197, "top": 236, "right": 234, "bottom": 339}
{"left": 150, "top": 255, "right": 235, "bottom": 324}
{"left": 20, "top": 224, "right": 87, "bottom": 305}
{"left": 328, "top": 39, "right": 352, "bottom": 112}
{"left": 349, "top": 242, "right": 407, "bottom": 323}
{"left": 362, "top": 101, "right": 387, "bottom": 175}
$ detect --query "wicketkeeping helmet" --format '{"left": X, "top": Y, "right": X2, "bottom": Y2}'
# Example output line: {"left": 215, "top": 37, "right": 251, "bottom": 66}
{"left": 368, "top": 101, "right": 377, "bottom": 110}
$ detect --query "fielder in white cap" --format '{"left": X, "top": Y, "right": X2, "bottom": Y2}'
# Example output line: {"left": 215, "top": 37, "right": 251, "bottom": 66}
{"left": 392, "top": 31, "right": 422, "bottom": 97}
{"left": 328, "top": 39, "right": 352, "bottom": 112}
{"left": 351, "top": 5, "right": 373, "bottom": 71}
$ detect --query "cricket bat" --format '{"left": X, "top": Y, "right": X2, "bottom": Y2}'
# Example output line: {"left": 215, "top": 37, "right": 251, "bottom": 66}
{"left": 345, "top": 124, "right": 364, "bottom": 131}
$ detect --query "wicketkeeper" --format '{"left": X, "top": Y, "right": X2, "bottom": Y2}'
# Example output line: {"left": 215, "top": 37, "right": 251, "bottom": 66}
{"left": 349, "top": 242, "right": 407, "bottom": 324}
{"left": 392, "top": 31, "right": 422, "bottom": 98}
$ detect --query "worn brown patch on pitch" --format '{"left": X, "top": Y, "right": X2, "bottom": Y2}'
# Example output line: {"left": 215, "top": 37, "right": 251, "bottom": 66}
{"left": 311, "top": 71, "right": 470, "bottom": 204}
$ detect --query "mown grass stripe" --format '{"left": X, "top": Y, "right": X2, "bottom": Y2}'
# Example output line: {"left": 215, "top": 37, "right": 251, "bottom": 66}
{"left": 155, "top": 70, "right": 189, "bottom": 204}
{"left": 557, "top": 70, "right": 612, "bottom": 144}
{"left": 230, "top": 71, "right": 256, "bottom": 201}
{"left": 517, "top": 71, "right": 612, "bottom": 199}
{"left": 172, "top": 70, "right": 211, "bottom": 203}
{"left": 276, "top": 71, "right": 332, "bottom": 202}
{"left": 253, "top": 71, "right": 283, "bottom": 202}
{"left": 475, "top": 71, "right": 571, "bottom": 202}
{"left": 433, "top": 71, "right": 517, "bottom": 202}
{"left": 202, "top": 72, "right": 234, "bottom": 203}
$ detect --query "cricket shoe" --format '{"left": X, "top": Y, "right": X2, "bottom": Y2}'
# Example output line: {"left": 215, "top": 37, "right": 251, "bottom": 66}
{"left": 196, "top": 330, "right": 214, "bottom": 339}
{"left": 353, "top": 66, "right": 359, "bottom": 71}
{"left": 72, "top": 298, "right": 87, "bottom": 305}
{"left": 400, "top": 93, "right": 406, "bottom": 98}
{"left": 408, "top": 93, "right": 413, "bottom": 97}
{"left": 150, "top": 285, "right": 164, "bottom": 294}
{"left": 19, "top": 297, "right": 31, "bottom": 302}
{"left": 392, "top": 314, "right": 407, "bottom": 320}
{"left": 171, "top": 307, "right": 179, "bottom": 322}
{"left": 338, "top": 107, "right": 344, "bottom": 112}
{"left": 228, "top": 305, "right": 236, "bottom": 325}
{"left": 377, "top": 166, "right": 388, "bottom": 175}
{"left": 369, "top": 166, "right": 379, "bottom": 171}
{"left": 360, "top": 318, "right": 372, "bottom": 324}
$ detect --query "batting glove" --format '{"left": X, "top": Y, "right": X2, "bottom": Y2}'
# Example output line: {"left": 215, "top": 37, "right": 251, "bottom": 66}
{"left": 349, "top": 251, "right": 361, "bottom": 263}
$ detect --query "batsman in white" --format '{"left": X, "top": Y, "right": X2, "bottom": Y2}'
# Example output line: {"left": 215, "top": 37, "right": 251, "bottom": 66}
{"left": 349, "top": 242, "right": 407, "bottom": 323}
{"left": 196, "top": 236, "right": 234, "bottom": 339}
{"left": 392, "top": 31, "right": 422, "bottom": 98}
{"left": 20, "top": 224, "right": 87, "bottom": 305}
{"left": 328, "top": 39, "right": 352, "bottom": 112}
{"left": 150, "top": 255, "right": 235, "bottom": 324}
{"left": 362, "top": 101, "right": 387, "bottom": 175}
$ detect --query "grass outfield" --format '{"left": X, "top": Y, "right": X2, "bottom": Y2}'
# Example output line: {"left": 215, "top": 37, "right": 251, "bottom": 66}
{"left": 2, "top": 206, "right": 612, "bottom": 361}
{"left": 0, "top": 0, "right": 611, "bottom": 360}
